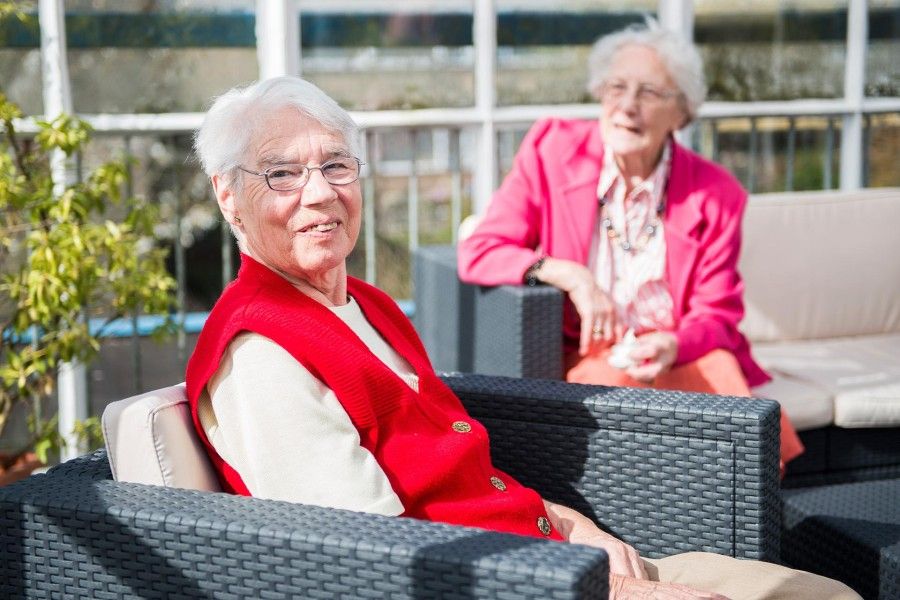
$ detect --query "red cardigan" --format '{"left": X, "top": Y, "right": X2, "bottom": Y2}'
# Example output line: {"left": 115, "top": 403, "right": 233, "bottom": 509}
{"left": 458, "top": 118, "right": 769, "bottom": 387}
{"left": 186, "top": 254, "right": 562, "bottom": 540}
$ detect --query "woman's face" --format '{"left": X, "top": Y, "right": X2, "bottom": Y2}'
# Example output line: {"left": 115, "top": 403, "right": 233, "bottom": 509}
{"left": 598, "top": 44, "right": 686, "bottom": 166}
{"left": 215, "top": 107, "right": 362, "bottom": 284}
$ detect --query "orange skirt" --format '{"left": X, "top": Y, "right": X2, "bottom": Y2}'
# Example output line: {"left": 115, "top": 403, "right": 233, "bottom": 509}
{"left": 566, "top": 344, "right": 804, "bottom": 472}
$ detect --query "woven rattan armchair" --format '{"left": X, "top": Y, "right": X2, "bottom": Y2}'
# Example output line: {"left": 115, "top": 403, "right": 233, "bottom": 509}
{"left": 415, "top": 245, "right": 565, "bottom": 379}
{"left": 0, "top": 374, "right": 780, "bottom": 599}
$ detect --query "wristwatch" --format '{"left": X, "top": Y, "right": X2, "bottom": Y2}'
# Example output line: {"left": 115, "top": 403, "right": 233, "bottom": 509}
{"left": 523, "top": 256, "right": 546, "bottom": 286}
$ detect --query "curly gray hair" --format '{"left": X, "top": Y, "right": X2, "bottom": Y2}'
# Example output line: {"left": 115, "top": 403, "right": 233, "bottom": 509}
{"left": 587, "top": 19, "right": 706, "bottom": 125}
{"left": 194, "top": 76, "right": 359, "bottom": 181}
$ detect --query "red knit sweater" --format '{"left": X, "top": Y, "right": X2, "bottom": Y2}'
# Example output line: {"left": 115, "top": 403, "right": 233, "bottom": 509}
{"left": 186, "top": 254, "right": 562, "bottom": 540}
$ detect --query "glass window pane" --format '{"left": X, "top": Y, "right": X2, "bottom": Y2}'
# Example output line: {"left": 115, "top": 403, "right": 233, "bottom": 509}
{"left": 78, "top": 132, "right": 224, "bottom": 309}
{"left": 299, "top": 2, "right": 475, "bottom": 110}
{"left": 357, "top": 128, "right": 474, "bottom": 299}
{"left": 496, "top": 1, "right": 655, "bottom": 106}
{"left": 64, "top": 0, "right": 258, "bottom": 113}
{"left": 0, "top": 10, "right": 42, "bottom": 114}
{"left": 695, "top": 116, "right": 842, "bottom": 193}
{"left": 867, "top": 0, "right": 900, "bottom": 96}
{"left": 866, "top": 113, "right": 900, "bottom": 187}
{"left": 0, "top": 49, "right": 43, "bottom": 115}
{"left": 695, "top": 1, "right": 848, "bottom": 101}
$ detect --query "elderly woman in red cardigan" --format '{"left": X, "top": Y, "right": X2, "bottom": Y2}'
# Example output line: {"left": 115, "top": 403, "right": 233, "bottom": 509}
{"left": 457, "top": 22, "right": 803, "bottom": 470}
{"left": 186, "top": 76, "right": 856, "bottom": 600}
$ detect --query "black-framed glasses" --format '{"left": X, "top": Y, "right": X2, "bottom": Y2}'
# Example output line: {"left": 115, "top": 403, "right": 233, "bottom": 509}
{"left": 599, "top": 79, "right": 679, "bottom": 106}
{"left": 237, "top": 157, "right": 363, "bottom": 192}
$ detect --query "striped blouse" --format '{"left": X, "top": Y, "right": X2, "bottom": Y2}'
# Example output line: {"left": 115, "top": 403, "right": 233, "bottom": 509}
{"left": 589, "top": 142, "right": 675, "bottom": 334}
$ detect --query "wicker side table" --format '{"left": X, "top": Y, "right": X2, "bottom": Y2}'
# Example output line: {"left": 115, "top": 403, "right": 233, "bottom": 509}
{"left": 782, "top": 478, "right": 900, "bottom": 600}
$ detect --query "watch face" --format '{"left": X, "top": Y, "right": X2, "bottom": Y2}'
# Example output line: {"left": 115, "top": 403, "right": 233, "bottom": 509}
{"left": 524, "top": 257, "right": 545, "bottom": 286}
{"left": 523, "top": 256, "right": 547, "bottom": 286}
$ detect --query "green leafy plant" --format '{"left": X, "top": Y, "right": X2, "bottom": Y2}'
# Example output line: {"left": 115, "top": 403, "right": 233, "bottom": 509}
{"left": 0, "top": 90, "right": 176, "bottom": 465}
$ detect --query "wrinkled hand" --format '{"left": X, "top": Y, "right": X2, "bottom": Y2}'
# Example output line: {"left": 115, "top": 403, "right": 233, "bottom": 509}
{"left": 576, "top": 530, "right": 647, "bottom": 579}
{"left": 543, "top": 500, "right": 646, "bottom": 579}
{"left": 610, "top": 575, "right": 731, "bottom": 600}
{"left": 625, "top": 331, "right": 678, "bottom": 383}
{"left": 533, "top": 258, "right": 620, "bottom": 355}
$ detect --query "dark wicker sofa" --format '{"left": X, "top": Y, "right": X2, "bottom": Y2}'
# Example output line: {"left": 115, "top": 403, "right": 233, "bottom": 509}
{"left": 0, "top": 374, "right": 780, "bottom": 600}
{"left": 415, "top": 245, "right": 900, "bottom": 488}
{"left": 416, "top": 245, "right": 900, "bottom": 599}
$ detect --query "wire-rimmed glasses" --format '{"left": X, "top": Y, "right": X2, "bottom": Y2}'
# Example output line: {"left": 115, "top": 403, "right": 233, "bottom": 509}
{"left": 237, "top": 157, "right": 363, "bottom": 192}
{"left": 599, "top": 79, "right": 680, "bottom": 107}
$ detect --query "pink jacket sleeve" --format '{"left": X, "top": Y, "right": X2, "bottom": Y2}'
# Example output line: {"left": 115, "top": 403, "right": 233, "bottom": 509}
{"left": 457, "top": 120, "right": 551, "bottom": 285}
{"left": 673, "top": 181, "right": 750, "bottom": 367}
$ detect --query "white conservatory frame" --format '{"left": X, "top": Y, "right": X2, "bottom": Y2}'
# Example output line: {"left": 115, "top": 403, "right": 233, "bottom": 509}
{"left": 27, "top": 0, "right": 900, "bottom": 457}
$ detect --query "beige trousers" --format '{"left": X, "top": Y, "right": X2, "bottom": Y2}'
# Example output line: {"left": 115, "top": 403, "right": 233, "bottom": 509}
{"left": 644, "top": 552, "right": 862, "bottom": 600}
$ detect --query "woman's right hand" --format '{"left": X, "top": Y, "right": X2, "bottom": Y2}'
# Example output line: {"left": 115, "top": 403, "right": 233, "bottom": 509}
{"left": 610, "top": 575, "right": 730, "bottom": 600}
{"left": 530, "top": 257, "right": 618, "bottom": 355}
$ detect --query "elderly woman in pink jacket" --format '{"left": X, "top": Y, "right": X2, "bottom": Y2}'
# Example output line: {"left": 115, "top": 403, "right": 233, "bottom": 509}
{"left": 457, "top": 21, "right": 803, "bottom": 467}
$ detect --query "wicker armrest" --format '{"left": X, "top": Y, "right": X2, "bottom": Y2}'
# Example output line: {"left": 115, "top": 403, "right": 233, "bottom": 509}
{"left": 414, "top": 245, "right": 563, "bottom": 379}
{"left": 443, "top": 374, "right": 782, "bottom": 562}
{"left": 12, "top": 372, "right": 780, "bottom": 599}
{"left": 0, "top": 469, "right": 607, "bottom": 599}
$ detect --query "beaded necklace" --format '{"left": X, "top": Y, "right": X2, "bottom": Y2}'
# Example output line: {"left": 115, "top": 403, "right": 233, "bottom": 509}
{"left": 597, "top": 143, "right": 671, "bottom": 254}
{"left": 599, "top": 199, "right": 665, "bottom": 253}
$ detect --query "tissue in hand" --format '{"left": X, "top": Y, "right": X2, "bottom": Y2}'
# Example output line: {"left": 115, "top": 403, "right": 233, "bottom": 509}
{"left": 607, "top": 329, "right": 638, "bottom": 370}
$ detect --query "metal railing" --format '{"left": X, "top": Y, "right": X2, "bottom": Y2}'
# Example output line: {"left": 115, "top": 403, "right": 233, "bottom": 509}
{"left": 50, "top": 103, "right": 897, "bottom": 404}
{"left": 7, "top": 0, "right": 899, "bottom": 455}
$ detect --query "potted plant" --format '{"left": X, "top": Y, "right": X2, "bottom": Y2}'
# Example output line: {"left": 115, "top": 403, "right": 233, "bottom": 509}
{"left": 0, "top": 88, "right": 176, "bottom": 480}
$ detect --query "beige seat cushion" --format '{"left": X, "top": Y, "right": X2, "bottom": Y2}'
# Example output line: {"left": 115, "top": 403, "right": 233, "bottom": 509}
{"left": 752, "top": 373, "right": 833, "bottom": 431}
{"left": 101, "top": 383, "right": 222, "bottom": 491}
{"left": 753, "top": 333, "right": 900, "bottom": 429}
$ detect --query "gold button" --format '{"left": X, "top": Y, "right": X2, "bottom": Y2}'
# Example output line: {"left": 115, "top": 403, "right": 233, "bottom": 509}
{"left": 451, "top": 421, "right": 472, "bottom": 433}
{"left": 537, "top": 516, "right": 552, "bottom": 536}
{"left": 490, "top": 476, "right": 507, "bottom": 492}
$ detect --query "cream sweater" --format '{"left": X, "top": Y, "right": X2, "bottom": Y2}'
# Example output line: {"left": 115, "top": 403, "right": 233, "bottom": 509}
{"left": 197, "top": 297, "right": 415, "bottom": 515}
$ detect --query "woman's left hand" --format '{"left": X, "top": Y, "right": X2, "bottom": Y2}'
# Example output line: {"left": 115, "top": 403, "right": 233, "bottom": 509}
{"left": 576, "top": 529, "right": 648, "bottom": 579}
{"left": 626, "top": 332, "right": 678, "bottom": 383}
{"left": 544, "top": 500, "right": 647, "bottom": 579}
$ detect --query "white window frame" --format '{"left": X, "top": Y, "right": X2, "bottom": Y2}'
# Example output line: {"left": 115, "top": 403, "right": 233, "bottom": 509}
{"left": 20, "top": 0, "right": 900, "bottom": 451}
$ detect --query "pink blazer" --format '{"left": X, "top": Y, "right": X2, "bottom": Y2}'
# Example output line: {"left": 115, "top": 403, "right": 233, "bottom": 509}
{"left": 457, "top": 118, "right": 769, "bottom": 386}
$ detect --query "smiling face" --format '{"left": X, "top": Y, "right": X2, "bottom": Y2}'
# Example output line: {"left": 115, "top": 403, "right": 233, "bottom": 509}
{"left": 213, "top": 107, "right": 362, "bottom": 292}
{"left": 599, "top": 44, "right": 686, "bottom": 173}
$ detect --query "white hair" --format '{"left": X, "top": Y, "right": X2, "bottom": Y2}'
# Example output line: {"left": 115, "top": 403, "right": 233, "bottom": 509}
{"left": 194, "top": 76, "right": 360, "bottom": 180}
{"left": 586, "top": 19, "right": 706, "bottom": 125}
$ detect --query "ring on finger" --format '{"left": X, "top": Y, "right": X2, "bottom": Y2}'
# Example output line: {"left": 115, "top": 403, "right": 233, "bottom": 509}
{"left": 591, "top": 322, "right": 603, "bottom": 339}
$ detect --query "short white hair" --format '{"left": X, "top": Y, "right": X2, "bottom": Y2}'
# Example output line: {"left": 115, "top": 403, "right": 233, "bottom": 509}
{"left": 194, "top": 76, "right": 360, "bottom": 179}
{"left": 586, "top": 19, "right": 706, "bottom": 125}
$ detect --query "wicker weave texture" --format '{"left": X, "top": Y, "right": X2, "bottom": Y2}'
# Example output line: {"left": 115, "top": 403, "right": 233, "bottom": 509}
{"left": 786, "top": 426, "right": 900, "bottom": 486}
{"left": 0, "top": 471, "right": 607, "bottom": 600}
{"left": 414, "top": 245, "right": 474, "bottom": 374}
{"left": 444, "top": 374, "right": 781, "bottom": 562}
{"left": 473, "top": 284, "right": 563, "bottom": 379}
{"left": 46, "top": 446, "right": 113, "bottom": 481}
{"left": 413, "top": 245, "right": 564, "bottom": 379}
{"left": 12, "top": 373, "right": 782, "bottom": 597}
{"left": 782, "top": 479, "right": 900, "bottom": 600}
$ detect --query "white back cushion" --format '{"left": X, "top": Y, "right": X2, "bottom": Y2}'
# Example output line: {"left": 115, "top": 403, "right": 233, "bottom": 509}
{"left": 102, "top": 383, "right": 222, "bottom": 491}
{"left": 740, "top": 188, "right": 900, "bottom": 342}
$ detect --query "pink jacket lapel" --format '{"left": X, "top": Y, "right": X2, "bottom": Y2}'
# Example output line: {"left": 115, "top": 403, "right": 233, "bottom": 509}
{"left": 663, "top": 143, "right": 703, "bottom": 320}
{"left": 554, "top": 123, "right": 604, "bottom": 266}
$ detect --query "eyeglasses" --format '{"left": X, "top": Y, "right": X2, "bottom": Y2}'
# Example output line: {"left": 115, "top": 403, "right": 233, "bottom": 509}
{"left": 237, "top": 157, "right": 363, "bottom": 192}
{"left": 599, "top": 79, "right": 679, "bottom": 106}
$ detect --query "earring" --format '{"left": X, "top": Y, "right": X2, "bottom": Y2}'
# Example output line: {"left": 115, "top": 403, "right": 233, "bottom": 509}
{"left": 234, "top": 216, "right": 242, "bottom": 225}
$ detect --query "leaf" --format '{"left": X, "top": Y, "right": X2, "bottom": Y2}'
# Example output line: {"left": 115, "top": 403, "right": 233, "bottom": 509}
{"left": 0, "top": 92, "right": 176, "bottom": 461}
